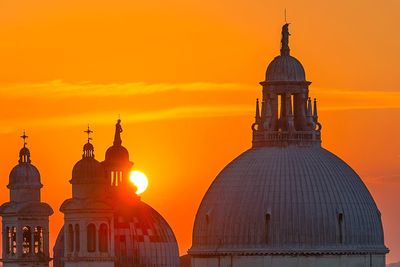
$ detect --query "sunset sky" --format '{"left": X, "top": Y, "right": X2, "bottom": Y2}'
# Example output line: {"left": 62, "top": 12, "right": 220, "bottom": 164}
{"left": 0, "top": 0, "right": 399, "bottom": 264}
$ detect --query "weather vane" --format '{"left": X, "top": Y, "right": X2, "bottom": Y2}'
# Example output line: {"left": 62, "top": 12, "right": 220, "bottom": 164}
{"left": 20, "top": 130, "right": 28, "bottom": 147}
{"left": 84, "top": 125, "right": 93, "bottom": 143}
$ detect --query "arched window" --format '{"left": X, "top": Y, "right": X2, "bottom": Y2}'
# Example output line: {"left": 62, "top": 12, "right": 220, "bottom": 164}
{"left": 22, "top": 226, "right": 31, "bottom": 255}
{"left": 265, "top": 213, "right": 271, "bottom": 244}
{"left": 75, "top": 224, "right": 80, "bottom": 252}
{"left": 338, "top": 213, "right": 344, "bottom": 243}
{"left": 87, "top": 224, "right": 96, "bottom": 252}
{"left": 6, "top": 227, "right": 11, "bottom": 254}
{"left": 99, "top": 224, "right": 108, "bottom": 252}
{"left": 34, "top": 226, "right": 44, "bottom": 254}
{"left": 11, "top": 227, "right": 17, "bottom": 255}
{"left": 67, "top": 224, "right": 74, "bottom": 252}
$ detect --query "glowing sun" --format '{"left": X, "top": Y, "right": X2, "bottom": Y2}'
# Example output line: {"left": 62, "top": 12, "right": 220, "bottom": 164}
{"left": 129, "top": 171, "right": 149, "bottom": 195}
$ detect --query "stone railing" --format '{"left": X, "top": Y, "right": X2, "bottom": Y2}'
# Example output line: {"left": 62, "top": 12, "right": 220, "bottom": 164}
{"left": 252, "top": 130, "right": 321, "bottom": 147}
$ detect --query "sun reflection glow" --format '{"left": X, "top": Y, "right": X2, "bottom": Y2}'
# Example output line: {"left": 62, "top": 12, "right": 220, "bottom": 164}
{"left": 129, "top": 171, "right": 149, "bottom": 195}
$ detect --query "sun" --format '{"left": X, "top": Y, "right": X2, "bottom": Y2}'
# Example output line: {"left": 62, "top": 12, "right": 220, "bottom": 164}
{"left": 129, "top": 171, "right": 149, "bottom": 195}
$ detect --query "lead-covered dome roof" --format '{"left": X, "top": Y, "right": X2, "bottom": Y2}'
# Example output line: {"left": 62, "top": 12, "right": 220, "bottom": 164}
{"left": 71, "top": 140, "right": 105, "bottom": 184}
{"left": 8, "top": 145, "right": 42, "bottom": 189}
{"left": 9, "top": 163, "right": 41, "bottom": 189}
{"left": 266, "top": 55, "right": 306, "bottom": 82}
{"left": 71, "top": 158, "right": 105, "bottom": 184}
{"left": 190, "top": 146, "right": 388, "bottom": 255}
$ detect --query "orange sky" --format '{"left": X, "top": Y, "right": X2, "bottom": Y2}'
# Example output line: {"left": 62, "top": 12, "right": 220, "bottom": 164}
{"left": 0, "top": 0, "right": 399, "bottom": 264}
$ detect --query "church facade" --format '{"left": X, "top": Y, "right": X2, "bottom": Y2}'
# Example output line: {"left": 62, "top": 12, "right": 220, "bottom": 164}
{"left": 189, "top": 24, "right": 389, "bottom": 267}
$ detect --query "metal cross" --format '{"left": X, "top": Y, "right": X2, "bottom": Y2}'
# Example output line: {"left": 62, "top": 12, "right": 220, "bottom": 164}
{"left": 20, "top": 130, "right": 28, "bottom": 147}
{"left": 84, "top": 125, "right": 93, "bottom": 143}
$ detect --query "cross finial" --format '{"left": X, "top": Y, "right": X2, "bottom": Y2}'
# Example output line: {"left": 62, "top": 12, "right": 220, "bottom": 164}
{"left": 84, "top": 125, "right": 93, "bottom": 143}
{"left": 20, "top": 130, "right": 28, "bottom": 148}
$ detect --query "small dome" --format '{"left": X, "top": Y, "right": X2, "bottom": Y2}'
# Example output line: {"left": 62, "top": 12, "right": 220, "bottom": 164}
{"left": 105, "top": 145, "right": 129, "bottom": 164}
{"left": 8, "top": 163, "right": 41, "bottom": 189}
{"left": 71, "top": 157, "right": 105, "bottom": 184}
{"left": 83, "top": 142, "right": 94, "bottom": 152}
{"left": 265, "top": 55, "right": 306, "bottom": 82}
{"left": 191, "top": 146, "right": 387, "bottom": 255}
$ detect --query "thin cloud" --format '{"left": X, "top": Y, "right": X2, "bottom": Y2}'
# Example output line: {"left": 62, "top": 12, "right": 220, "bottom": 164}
{"left": 0, "top": 81, "right": 399, "bottom": 134}
{"left": 0, "top": 105, "right": 253, "bottom": 133}
{"left": 0, "top": 81, "right": 399, "bottom": 110}
{"left": 0, "top": 80, "right": 248, "bottom": 98}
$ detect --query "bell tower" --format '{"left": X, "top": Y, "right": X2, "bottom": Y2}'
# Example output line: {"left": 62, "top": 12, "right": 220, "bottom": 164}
{"left": 0, "top": 132, "right": 54, "bottom": 267}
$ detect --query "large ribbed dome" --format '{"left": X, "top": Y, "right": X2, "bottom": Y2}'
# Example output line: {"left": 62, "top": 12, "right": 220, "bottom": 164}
{"left": 190, "top": 146, "right": 387, "bottom": 255}
{"left": 265, "top": 55, "right": 306, "bottom": 82}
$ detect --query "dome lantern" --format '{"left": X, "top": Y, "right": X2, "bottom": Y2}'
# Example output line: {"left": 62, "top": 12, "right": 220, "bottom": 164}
{"left": 82, "top": 125, "right": 95, "bottom": 158}
{"left": 254, "top": 23, "right": 321, "bottom": 147}
{"left": 18, "top": 130, "right": 31, "bottom": 163}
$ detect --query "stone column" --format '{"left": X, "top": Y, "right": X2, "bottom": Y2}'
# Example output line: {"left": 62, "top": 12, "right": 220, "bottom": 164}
{"left": 110, "top": 218, "right": 115, "bottom": 256}
{"left": 63, "top": 223, "right": 68, "bottom": 256}
{"left": 82, "top": 221, "right": 88, "bottom": 256}
{"left": 16, "top": 222, "right": 23, "bottom": 258}
{"left": 2, "top": 223, "right": 7, "bottom": 259}
{"left": 44, "top": 224, "right": 50, "bottom": 258}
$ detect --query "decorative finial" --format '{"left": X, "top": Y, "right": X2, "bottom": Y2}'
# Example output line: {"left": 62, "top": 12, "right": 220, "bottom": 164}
{"left": 313, "top": 98, "right": 318, "bottom": 121}
{"left": 20, "top": 130, "right": 28, "bottom": 148}
{"left": 113, "top": 119, "right": 123, "bottom": 146}
{"left": 280, "top": 23, "right": 291, "bottom": 56}
{"left": 84, "top": 125, "right": 93, "bottom": 143}
{"left": 255, "top": 98, "right": 261, "bottom": 123}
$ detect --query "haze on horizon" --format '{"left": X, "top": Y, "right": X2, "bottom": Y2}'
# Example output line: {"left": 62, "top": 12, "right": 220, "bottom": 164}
{"left": 0, "top": 0, "right": 399, "bottom": 264}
